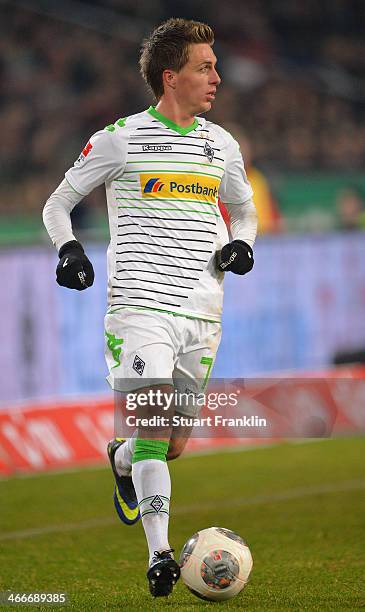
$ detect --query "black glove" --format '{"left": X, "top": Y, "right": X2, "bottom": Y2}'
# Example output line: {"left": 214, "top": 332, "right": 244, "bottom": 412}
{"left": 216, "top": 239, "right": 254, "bottom": 275}
{"left": 56, "top": 240, "right": 94, "bottom": 290}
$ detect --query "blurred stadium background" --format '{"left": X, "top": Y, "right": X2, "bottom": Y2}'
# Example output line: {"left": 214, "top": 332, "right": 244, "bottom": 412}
{"left": 0, "top": 0, "right": 364, "bottom": 468}
{"left": 0, "top": 3, "right": 365, "bottom": 609}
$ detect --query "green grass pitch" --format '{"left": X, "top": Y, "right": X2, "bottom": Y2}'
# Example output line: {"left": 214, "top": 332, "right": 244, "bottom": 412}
{"left": 0, "top": 437, "right": 364, "bottom": 610}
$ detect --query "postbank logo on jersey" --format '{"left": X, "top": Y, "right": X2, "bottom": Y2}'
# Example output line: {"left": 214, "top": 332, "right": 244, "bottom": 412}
{"left": 140, "top": 173, "right": 220, "bottom": 204}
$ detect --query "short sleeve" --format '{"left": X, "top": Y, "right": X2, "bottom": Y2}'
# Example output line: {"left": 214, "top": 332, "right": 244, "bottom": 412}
{"left": 219, "top": 136, "right": 253, "bottom": 205}
{"left": 65, "top": 129, "right": 126, "bottom": 196}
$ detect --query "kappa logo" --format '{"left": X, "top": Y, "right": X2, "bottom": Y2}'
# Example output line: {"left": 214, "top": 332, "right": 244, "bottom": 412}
{"left": 133, "top": 354, "right": 145, "bottom": 376}
{"left": 142, "top": 144, "right": 172, "bottom": 152}
{"left": 105, "top": 332, "right": 124, "bottom": 369}
{"left": 143, "top": 178, "right": 165, "bottom": 193}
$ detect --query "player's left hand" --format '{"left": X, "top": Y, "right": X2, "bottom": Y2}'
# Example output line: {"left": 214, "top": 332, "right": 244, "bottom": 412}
{"left": 216, "top": 239, "right": 254, "bottom": 275}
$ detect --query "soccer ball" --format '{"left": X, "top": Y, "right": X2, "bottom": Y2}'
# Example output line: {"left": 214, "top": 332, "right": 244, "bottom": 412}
{"left": 179, "top": 526, "right": 253, "bottom": 601}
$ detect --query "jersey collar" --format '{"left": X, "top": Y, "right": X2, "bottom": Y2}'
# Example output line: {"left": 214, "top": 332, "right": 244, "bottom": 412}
{"left": 147, "top": 106, "right": 199, "bottom": 136}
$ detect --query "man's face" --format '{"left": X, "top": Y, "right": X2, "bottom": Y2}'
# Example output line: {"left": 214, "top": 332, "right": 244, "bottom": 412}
{"left": 169, "top": 43, "right": 221, "bottom": 115}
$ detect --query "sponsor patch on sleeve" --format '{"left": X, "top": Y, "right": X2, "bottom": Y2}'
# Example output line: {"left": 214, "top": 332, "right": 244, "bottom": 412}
{"left": 76, "top": 142, "right": 93, "bottom": 164}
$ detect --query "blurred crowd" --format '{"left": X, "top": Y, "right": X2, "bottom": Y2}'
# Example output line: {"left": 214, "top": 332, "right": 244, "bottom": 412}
{"left": 1, "top": 0, "right": 364, "bottom": 228}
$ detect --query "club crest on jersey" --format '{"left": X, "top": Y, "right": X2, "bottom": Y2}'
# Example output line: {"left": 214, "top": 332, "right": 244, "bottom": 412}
{"left": 204, "top": 141, "right": 214, "bottom": 163}
{"left": 140, "top": 173, "right": 220, "bottom": 204}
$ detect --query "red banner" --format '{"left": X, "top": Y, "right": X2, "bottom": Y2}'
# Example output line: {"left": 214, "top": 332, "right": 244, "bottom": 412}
{"left": 0, "top": 367, "right": 364, "bottom": 476}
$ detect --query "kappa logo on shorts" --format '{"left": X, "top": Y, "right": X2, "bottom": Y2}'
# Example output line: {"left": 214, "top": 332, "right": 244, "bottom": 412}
{"left": 150, "top": 495, "right": 163, "bottom": 512}
{"left": 105, "top": 332, "right": 124, "bottom": 369}
{"left": 133, "top": 354, "right": 145, "bottom": 376}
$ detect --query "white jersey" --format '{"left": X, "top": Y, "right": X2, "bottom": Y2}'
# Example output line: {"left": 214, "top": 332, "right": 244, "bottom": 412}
{"left": 65, "top": 106, "right": 253, "bottom": 322}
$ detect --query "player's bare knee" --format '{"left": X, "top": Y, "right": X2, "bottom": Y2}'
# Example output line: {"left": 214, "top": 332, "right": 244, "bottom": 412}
{"left": 167, "top": 436, "right": 190, "bottom": 460}
{"left": 167, "top": 446, "right": 183, "bottom": 461}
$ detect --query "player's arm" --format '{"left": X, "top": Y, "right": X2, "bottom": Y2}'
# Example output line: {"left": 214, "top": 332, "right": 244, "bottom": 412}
{"left": 43, "top": 179, "right": 94, "bottom": 289}
{"left": 216, "top": 134, "right": 257, "bottom": 275}
{"left": 42, "top": 128, "right": 126, "bottom": 290}
{"left": 217, "top": 198, "right": 257, "bottom": 274}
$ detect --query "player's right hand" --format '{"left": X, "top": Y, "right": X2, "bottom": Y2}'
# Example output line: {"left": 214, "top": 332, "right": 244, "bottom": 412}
{"left": 56, "top": 240, "right": 94, "bottom": 290}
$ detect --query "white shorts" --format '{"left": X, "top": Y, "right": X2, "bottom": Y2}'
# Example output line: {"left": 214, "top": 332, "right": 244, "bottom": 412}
{"left": 104, "top": 309, "right": 221, "bottom": 417}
